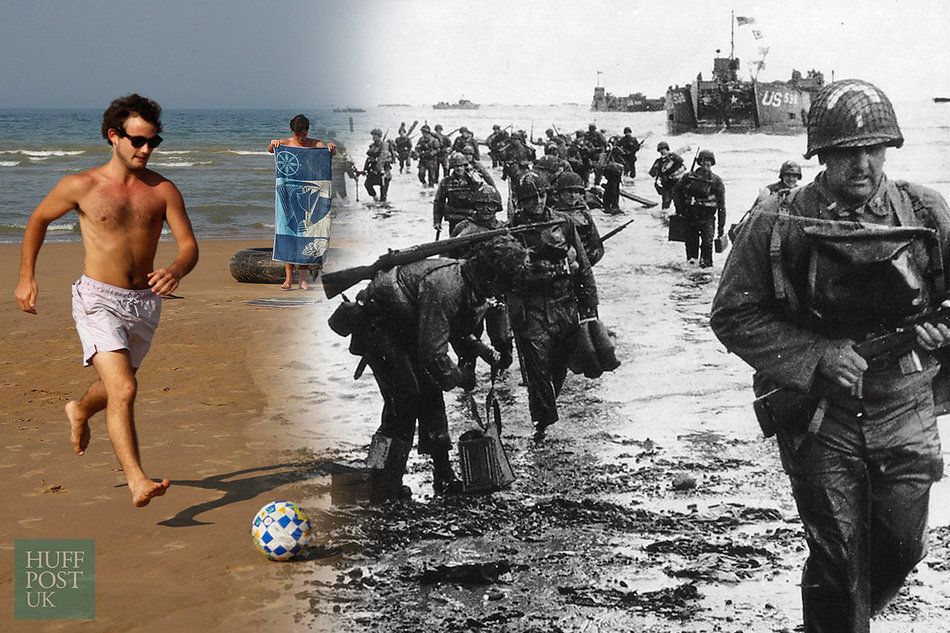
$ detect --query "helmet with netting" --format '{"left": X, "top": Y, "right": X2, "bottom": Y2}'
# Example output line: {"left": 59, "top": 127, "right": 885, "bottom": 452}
{"left": 448, "top": 152, "right": 468, "bottom": 168}
{"left": 461, "top": 145, "right": 475, "bottom": 156}
{"left": 804, "top": 79, "right": 903, "bottom": 159}
{"left": 657, "top": 141, "right": 670, "bottom": 152}
{"left": 370, "top": 128, "right": 382, "bottom": 136}
{"left": 554, "top": 171, "right": 586, "bottom": 193}
{"left": 697, "top": 149, "right": 716, "bottom": 165}
{"left": 471, "top": 184, "right": 503, "bottom": 215}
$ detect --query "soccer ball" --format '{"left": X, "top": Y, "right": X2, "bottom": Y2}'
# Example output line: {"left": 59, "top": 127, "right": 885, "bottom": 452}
{"left": 251, "top": 501, "right": 312, "bottom": 561}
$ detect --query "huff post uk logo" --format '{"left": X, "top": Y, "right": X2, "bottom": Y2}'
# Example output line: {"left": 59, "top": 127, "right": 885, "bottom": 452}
{"left": 15, "top": 539, "right": 94, "bottom": 620}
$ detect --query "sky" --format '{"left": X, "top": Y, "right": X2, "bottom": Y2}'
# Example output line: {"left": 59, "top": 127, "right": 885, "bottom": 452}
{"left": 0, "top": 0, "right": 947, "bottom": 109}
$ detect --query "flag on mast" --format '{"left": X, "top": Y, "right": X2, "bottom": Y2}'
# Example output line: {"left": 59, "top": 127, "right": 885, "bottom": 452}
{"left": 736, "top": 15, "right": 756, "bottom": 26}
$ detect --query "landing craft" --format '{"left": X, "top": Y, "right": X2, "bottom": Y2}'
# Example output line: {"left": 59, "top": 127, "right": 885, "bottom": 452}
{"left": 664, "top": 13, "right": 824, "bottom": 135}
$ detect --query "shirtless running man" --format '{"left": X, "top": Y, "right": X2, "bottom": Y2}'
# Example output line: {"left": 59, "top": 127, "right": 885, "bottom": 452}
{"left": 14, "top": 94, "right": 199, "bottom": 507}
{"left": 267, "top": 114, "right": 335, "bottom": 290}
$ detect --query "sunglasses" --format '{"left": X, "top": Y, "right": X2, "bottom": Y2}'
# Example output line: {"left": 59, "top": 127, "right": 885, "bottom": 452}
{"left": 116, "top": 127, "right": 163, "bottom": 149}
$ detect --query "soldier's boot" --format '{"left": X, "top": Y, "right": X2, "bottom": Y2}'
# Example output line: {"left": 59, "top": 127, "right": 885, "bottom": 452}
{"left": 368, "top": 436, "right": 413, "bottom": 503}
{"left": 532, "top": 418, "right": 555, "bottom": 442}
{"left": 431, "top": 450, "right": 462, "bottom": 496}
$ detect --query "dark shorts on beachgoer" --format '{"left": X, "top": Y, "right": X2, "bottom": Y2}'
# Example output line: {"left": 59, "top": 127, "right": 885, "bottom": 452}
{"left": 70, "top": 275, "right": 162, "bottom": 368}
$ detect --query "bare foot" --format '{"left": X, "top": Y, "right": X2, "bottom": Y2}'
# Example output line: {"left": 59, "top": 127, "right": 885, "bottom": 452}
{"left": 299, "top": 279, "right": 310, "bottom": 291}
{"left": 65, "top": 401, "right": 90, "bottom": 455}
{"left": 280, "top": 281, "right": 292, "bottom": 290}
{"left": 130, "top": 478, "right": 170, "bottom": 507}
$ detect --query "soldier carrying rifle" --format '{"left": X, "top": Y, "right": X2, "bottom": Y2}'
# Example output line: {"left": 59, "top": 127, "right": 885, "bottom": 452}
{"left": 711, "top": 79, "right": 950, "bottom": 633}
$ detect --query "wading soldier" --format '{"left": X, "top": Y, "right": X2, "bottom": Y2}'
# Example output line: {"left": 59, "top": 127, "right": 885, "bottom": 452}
{"left": 711, "top": 79, "right": 950, "bottom": 633}
{"left": 672, "top": 149, "right": 725, "bottom": 267}
{"left": 364, "top": 128, "right": 395, "bottom": 203}
{"left": 649, "top": 141, "right": 685, "bottom": 209}
{"left": 394, "top": 129, "right": 413, "bottom": 173}
{"left": 15, "top": 94, "right": 199, "bottom": 507}
{"left": 433, "top": 152, "right": 483, "bottom": 236}
{"left": 509, "top": 177, "right": 598, "bottom": 439}
{"left": 414, "top": 125, "right": 440, "bottom": 188}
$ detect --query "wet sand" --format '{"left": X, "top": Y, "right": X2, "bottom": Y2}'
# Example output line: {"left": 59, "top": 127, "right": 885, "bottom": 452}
{"left": 0, "top": 239, "right": 340, "bottom": 632}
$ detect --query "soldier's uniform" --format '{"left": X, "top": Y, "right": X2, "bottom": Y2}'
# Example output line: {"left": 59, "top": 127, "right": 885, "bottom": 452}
{"left": 433, "top": 124, "right": 452, "bottom": 181}
{"left": 649, "top": 142, "right": 686, "bottom": 209}
{"left": 672, "top": 149, "right": 725, "bottom": 267}
{"left": 394, "top": 133, "right": 413, "bottom": 173}
{"left": 452, "top": 127, "right": 480, "bottom": 160}
{"left": 711, "top": 79, "right": 950, "bottom": 633}
{"left": 486, "top": 125, "right": 510, "bottom": 168}
{"left": 617, "top": 129, "right": 641, "bottom": 178}
{"left": 433, "top": 153, "right": 483, "bottom": 234}
{"left": 508, "top": 178, "right": 598, "bottom": 438}
{"left": 414, "top": 127, "right": 440, "bottom": 187}
{"left": 364, "top": 130, "right": 395, "bottom": 202}
{"left": 550, "top": 171, "right": 604, "bottom": 266}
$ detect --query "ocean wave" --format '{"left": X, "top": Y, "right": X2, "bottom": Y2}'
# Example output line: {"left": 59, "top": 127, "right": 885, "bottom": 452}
{"left": 150, "top": 160, "right": 214, "bottom": 167}
{"left": 0, "top": 161, "right": 20, "bottom": 167}
{"left": 0, "top": 149, "right": 85, "bottom": 157}
{"left": 227, "top": 150, "right": 271, "bottom": 156}
{"left": 253, "top": 222, "right": 275, "bottom": 229}
{"left": 0, "top": 222, "right": 78, "bottom": 234}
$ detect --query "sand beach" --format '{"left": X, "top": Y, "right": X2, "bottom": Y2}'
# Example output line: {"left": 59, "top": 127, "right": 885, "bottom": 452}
{"left": 0, "top": 239, "right": 334, "bottom": 632}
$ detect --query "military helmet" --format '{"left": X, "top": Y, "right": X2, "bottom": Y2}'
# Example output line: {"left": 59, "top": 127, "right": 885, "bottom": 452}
{"left": 779, "top": 160, "right": 802, "bottom": 177}
{"left": 370, "top": 128, "right": 382, "bottom": 136}
{"left": 554, "top": 171, "right": 586, "bottom": 193}
{"left": 514, "top": 176, "right": 543, "bottom": 201}
{"left": 461, "top": 145, "right": 475, "bottom": 155}
{"left": 434, "top": 124, "right": 444, "bottom": 131}
{"left": 588, "top": 123, "right": 597, "bottom": 130}
{"left": 459, "top": 126, "right": 470, "bottom": 134}
{"left": 448, "top": 152, "right": 468, "bottom": 168}
{"left": 534, "top": 155, "right": 562, "bottom": 174}
{"left": 544, "top": 143, "right": 559, "bottom": 155}
{"left": 697, "top": 149, "right": 716, "bottom": 165}
{"left": 804, "top": 79, "right": 903, "bottom": 159}
{"left": 420, "top": 124, "right": 431, "bottom": 133}
{"left": 492, "top": 124, "right": 501, "bottom": 130}
{"left": 623, "top": 127, "right": 632, "bottom": 134}
{"left": 546, "top": 128, "right": 555, "bottom": 135}
{"left": 471, "top": 184, "right": 503, "bottom": 212}
{"left": 657, "top": 141, "right": 670, "bottom": 152}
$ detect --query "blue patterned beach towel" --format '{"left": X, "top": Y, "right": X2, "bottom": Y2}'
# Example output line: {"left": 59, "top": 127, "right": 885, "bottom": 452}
{"left": 273, "top": 146, "right": 333, "bottom": 265}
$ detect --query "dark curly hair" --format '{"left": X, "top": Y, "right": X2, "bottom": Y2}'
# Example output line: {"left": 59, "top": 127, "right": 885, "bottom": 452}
{"left": 290, "top": 114, "right": 310, "bottom": 134}
{"left": 101, "top": 94, "right": 163, "bottom": 145}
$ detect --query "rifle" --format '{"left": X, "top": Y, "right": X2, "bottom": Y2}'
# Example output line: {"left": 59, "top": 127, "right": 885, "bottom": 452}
{"left": 753, "top": 304, "right": 950, "bottom": 436}
{"left": 600, "top": 218, "right": 635, "bottom": 242}
{"left": 321, "top": 219, "right": 564, "bottom": 299}
{"left": 407, "top": 120, "right": 418, "bottom": 135}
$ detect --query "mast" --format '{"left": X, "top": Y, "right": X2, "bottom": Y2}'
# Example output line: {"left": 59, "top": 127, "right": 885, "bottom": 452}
{"left": 730, "top": 10, "right": 735, "bottom": 59}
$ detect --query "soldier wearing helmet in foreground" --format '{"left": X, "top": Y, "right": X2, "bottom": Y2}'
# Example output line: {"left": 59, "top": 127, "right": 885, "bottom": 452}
{"left": 364, "top": 128, "right": 396, "bottom": 202}
{"left": 433, "top": 152, "right": 485, "bottom": 235}
{"left": 672, "top": 148, "right": 726, "bottom": 267}
{"left": 649, "top": 141, "right": 686, "bottom": 209}
{"left": 711, "top": 79, "right": 950, "bottom": 633}
{"left": 508, "top": 176, "right": 598, "bottom": 439}
{"left": 413, "top": 125, "right": 440, "bottom": 187}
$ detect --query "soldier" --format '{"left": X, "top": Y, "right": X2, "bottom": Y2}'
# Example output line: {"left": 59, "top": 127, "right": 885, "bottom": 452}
{"left": 502, "top": 132, "right": 535, "bottom": 186}
{"left": 617, "top": 127, "right": 641, "bottom": 179}
{"left": 649, "top": 141, "right": 686, "bottom": 209}
{"left": 533, "top": 151, "right": 570, "bottom": 194}
{"left": 752, "top": 160, "right": 803, "bottom": 207}
{"left": 672, "top": 149, "right": 726, "bottom": 268}
{"left": 601, "top": 142, "right": 626, "bottom": 215}
{"left": 394, "top": 129, "right": 413, "bottom": 173}
{"left": 711, "top": 79, "right": 950, "bottom": 633}
{"left": 414, "top": 125, "right": 440, "bottom": 188}
{"left": 550, "top": 171, "right": 604, "bottom": 266}
{"left": 585, "top": 123, "right": 608, "bottom": 185}
{"left": 486, "top": 124, "right": 510, "bottom": 168}
{"left": 452, "top": 126, "right": 480, "bottom": 160}
{"left": 356, "top": 236, "right": 529, "bottom": 499}
{"left": 363, "top": 128, "right": 395, "bottom": 202}
{"left": 461, "top": 144, "right": 494, "bottom": 187}
{"left": 508, "top": 177, "right": 598, "bottom": 439}
{"left": 567, "top": 130, "right": 593, "bottom": 184}
{"left": 330, "top": 141, "right": 359, "bottom": 202}
{"left": 433, "top": 152, "right": 483, "bottom": 235}
{"left": 433, "top": 123, "right": 453, "bottom": 181}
